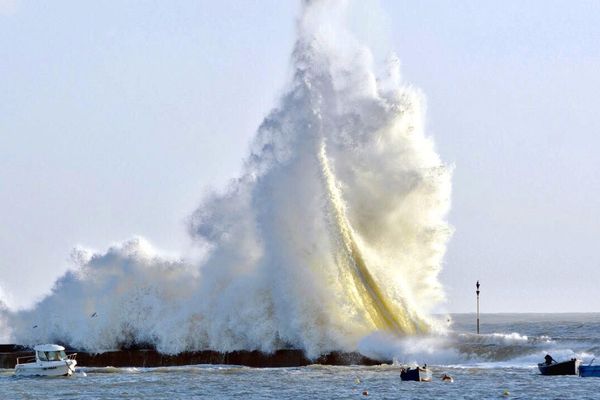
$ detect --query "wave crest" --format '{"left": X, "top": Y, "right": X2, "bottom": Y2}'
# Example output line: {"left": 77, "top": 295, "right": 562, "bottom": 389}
{"left": 2, "top": 1, "right": 451, "bottom": 357}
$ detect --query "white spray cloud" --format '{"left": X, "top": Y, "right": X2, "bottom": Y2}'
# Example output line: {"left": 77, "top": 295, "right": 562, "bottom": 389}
{"left": 3, "top": 0, "right": 452, "bottom": 358}
{"left": 0, "top": 286, "right": 11, "bottom": 343}
{"left": 6, "top": 238, "right": 201, "bottom": 353}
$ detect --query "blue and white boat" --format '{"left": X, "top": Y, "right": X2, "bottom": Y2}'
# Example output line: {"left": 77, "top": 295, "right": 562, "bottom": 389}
{"left": 14, "top": 344, "right": 77, "bottom": 377}
{"left": 579, "top": 360, "right": 600, "bottom": 377}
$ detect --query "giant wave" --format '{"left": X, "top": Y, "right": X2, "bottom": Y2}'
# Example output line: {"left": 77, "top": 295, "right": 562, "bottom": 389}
{"left": 1, "top": 0, "right": 452, "bottom": 358}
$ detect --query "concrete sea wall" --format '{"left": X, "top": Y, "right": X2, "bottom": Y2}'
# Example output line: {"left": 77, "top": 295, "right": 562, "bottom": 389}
{"left": 0, "top": 345, "right": 388, "bottom": 369}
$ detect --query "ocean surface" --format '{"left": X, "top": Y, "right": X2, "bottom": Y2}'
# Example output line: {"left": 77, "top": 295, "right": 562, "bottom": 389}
{"left": 2, "top": 313, "right": 599, "bottom": 399}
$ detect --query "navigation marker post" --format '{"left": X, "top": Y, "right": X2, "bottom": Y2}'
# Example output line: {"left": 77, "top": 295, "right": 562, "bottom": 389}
{"left": 476, "top": 280, "right": 480, "bottom": 334}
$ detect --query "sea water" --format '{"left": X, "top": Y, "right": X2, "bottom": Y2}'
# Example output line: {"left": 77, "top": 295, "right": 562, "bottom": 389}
{"left": 2, "top": 313, "right": 598, "bottom": 399}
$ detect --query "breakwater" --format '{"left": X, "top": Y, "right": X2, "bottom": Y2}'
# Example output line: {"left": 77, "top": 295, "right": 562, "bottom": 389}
{"left": 0, "top": 345, "right": 388, "bottom": 369}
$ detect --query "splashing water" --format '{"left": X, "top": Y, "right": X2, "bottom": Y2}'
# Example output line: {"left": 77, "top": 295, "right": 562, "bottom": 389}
{"left": 2, "top": 0, "right": 452, "bottom": 358}
{"left": 318, "top": 140, "right": 424, "bottom": 335}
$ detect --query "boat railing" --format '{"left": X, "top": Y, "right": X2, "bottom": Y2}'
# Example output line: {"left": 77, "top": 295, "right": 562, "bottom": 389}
{"left": 16, "top": 355, "right": 36, "bottom": 365}
{"left": 16, "top": 353, "right": 77, "bottom": 364}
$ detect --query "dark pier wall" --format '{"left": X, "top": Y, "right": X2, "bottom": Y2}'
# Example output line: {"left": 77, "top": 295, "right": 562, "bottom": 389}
{"left": 0, "top": 345, "right": 388, "bottom": 369}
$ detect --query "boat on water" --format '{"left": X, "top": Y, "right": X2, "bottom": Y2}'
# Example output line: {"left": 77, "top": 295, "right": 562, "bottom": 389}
{"left": 537, "top": 358, "right": 580, "bottom": 376}
{"left": 400, "top": 366, "right": 432, "bottom": 382}
{"left": 579, "top": 360, "right": 600, "bottom": 377}
{"left": 15, "top": 344, "right": 77, "bottom": 377}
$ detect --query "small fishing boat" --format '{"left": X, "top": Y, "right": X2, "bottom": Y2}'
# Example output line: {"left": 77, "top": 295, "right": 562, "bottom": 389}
{"left": 537, "top": 358, "right": 580, "bottom": 376}
{"left": 579, "top": 360, "right": 600, "bottom": 377}
{"left": 400, "top": 366, "right": 432, "bottom": 382}
{"left": 15, "top": 344, "right": 77, "bottom": 377}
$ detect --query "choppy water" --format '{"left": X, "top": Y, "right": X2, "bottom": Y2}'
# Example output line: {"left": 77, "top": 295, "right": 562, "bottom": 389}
{"left": 2, "top": 314, "right": 599, "bottom": 399}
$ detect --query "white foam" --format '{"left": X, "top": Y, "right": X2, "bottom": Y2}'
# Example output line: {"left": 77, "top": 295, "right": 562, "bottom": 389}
{"left": 2, "top": 1, "right": 451, "bottom": 357}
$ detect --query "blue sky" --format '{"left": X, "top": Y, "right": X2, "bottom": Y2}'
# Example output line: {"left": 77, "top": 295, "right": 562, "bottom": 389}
{"left": 1, "top": 0, "right": 599, "bottom": 312}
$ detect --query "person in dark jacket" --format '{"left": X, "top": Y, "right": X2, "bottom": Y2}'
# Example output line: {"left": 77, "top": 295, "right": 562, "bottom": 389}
{"left": 544, "top": 354, "right": 556, "bottom": 365}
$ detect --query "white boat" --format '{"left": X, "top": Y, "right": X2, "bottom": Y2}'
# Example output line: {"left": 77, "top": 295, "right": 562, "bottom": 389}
{"left": 15, "top": 344, "right": 77, "bottom": 376}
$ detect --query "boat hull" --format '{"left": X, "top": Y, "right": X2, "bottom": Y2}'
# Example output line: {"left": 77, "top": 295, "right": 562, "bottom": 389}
{"left": 401, "top": 367, "right": 432, "bottom": 382}
{"left": 538, "top": 359, "right": 580, "bottom": 376}
{"left": 579, "top": 365, "right": 600, "bottom": 377}
{"left": 15, "top": 360, "right": 77, "bottom": 377}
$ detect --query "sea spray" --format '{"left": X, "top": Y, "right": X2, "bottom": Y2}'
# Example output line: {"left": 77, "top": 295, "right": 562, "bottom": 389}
{"left": 6, "top": 238, "right": 201, "bottom": 353}
{"left": 2, "top": 0, "right": 452, "bottom": 357}
{"left": 318, "top": 140, "right": 423, "bottom": 334}
{"left": 356, "top": 329, "right": 593, "bottom": 367}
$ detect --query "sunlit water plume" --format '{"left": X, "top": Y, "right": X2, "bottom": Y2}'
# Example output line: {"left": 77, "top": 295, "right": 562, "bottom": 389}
{"left": 2, "top": 0, "right": 452, "bottom": 358}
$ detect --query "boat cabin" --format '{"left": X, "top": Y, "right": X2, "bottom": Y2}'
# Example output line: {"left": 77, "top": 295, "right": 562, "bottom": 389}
{"left": 15, "top": 343, "right": 77, "bottom": 376}
{"left": 34, "top": 344, "right": 68, "bottom": 362}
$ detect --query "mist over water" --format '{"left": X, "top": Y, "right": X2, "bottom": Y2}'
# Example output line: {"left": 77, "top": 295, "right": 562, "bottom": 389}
{"left": 1, "top": 1, "right": 453, "bottom": 358}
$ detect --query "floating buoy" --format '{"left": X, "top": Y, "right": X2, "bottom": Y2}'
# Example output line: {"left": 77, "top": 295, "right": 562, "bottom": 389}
{"left": 362, "top": 390, "right": 368, "bottom": 396}
{"left": 503, "top": 389, "right": 510, "bottom": 396}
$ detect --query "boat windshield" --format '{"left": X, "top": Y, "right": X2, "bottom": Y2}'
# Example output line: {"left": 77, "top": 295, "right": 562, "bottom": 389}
{"left": 46, "top": 351, "right": 64, "bottom": 361}
{"left": 37, "top": 351, "right": 48, "bottom": 361}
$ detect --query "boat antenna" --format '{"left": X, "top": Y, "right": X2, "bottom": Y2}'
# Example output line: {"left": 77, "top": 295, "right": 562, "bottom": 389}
{"left": 476, "top": 281, "right": 480, "bottom": 334}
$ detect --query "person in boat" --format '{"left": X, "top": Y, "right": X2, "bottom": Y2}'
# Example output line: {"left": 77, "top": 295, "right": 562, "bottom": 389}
{"left": 544, "top": 354, "right": 556, "bottom": 365}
